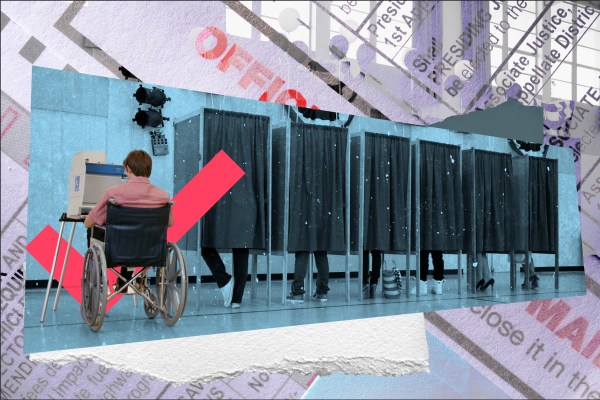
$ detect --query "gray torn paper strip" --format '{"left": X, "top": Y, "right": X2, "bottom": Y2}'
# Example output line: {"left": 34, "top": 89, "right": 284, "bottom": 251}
{"left": 30, "top": 314, "right": 428, "bottom": 384}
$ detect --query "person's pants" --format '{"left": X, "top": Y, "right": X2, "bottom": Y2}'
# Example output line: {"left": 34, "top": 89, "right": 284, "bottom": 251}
{"left": 362, "top": 250, "right": 382, "bottom": 285}
{"left": 420, "top": 250, "right": 444, "bottom": 282}
{"left": 292, "top": 251, "right": 329, "bottom": 295}
{"left": 201, "top": 247, "right": 249, "bottom": 304}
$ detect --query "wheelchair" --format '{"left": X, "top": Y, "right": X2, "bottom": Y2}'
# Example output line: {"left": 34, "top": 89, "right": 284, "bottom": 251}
{"left": 81, "top": 201, "right": 188, "bottom": 332}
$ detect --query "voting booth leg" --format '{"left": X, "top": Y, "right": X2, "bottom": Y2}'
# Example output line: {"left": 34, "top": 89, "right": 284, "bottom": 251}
{"left": 251, "top": 254, "right": 258, "bottom": 300}
{"left": 509, "top": 251, "right": 516, "bottom": 291}
{"left": 457, "top": 251, "right": 462, "bottom": 295}
{"left": 524, "top": 251, "right": 531, "bottom": 290}
{"left": 307, "top": 254, "right": 314, "bottom": 299}
{"left": 40, "top": 220, "right": 66, "bottom": 322}
{"left": 281, "top": 254, "right": 288, "bottom": 305}
{"left": 53, "top": 222, "right": 77, "bottom": 310}
{"left": 267, "top": 253, "right": 271, "bottom": 306}
{"left": 555, "top": 252, "right": 559, "bottom": 290}
{"left": 345, "top": 252, "right": 350, "bottom": 302}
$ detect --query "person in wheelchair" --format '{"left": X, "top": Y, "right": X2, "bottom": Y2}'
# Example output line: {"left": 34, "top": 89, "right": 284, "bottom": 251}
{"left": 84, "top": 150, "right": 174, "bottom": 293}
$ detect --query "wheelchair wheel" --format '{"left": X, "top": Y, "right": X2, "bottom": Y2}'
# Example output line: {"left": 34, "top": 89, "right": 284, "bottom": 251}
{"left": 157, "top": 242, "right": 188, "bottom": 326}
{"left": 143, "top": 290, "right": 158, "bottom": 319}
{"left": 80, "top": 242, "right": 108, "bottom": 332}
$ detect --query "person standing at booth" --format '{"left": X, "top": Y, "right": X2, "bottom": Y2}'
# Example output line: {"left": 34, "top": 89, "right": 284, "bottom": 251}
{"left": 362, "top": 250, "right": 382, "bottom": 298}
{"left": 287, "top": 251, "right": 330, "bottom": 303}
{"left": 516, "top": 253, "right": 538, "bottom": 289}
{"left": 285, "top": 123, "right": 346, "bottom": 304}
{"left": 411, "top": 250, "right": 445, "bottom": 295}
{"left": 201, "top": 248, "right": 249, "bottom": 309}
{"left": 468, "top": 252, "right": 494, "bottom": 292}
{"left": 84, "top": 150, "right": 174, "bottom": 293}
{"left": 200, "top": 110, "right": 269, "bottom": 310}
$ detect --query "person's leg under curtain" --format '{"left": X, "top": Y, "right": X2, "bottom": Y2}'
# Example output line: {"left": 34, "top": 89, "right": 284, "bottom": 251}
{"left": 362, "top": 251, "right": 370, "bottom": 286}
{"left": 431, "top": 251, "right": 445, "bottom": 281}
{"left": 431, "top": 251, "right": 445, "bottom": 295}
{"left": 420, "top": 251, "right": 430, "bottom": 282}
{"left": 313, "top": 251, "right": 330, "bottom": 295}
{"left": 370, "top": 250, "right": 382, "bottom": 285}
{"left": 291, "top": 251, "right": 309, "bottom": 295}
{"left": 200, "top": 247, "right": 232, "bottom": 288}
{"left": 231, "top": 248, "right": 249, "bottom": 304}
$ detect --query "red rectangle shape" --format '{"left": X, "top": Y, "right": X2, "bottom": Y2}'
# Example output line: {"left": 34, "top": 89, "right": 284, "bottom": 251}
{"left": 167, "top": 150, "right": 245, "bottom": 243}
{"left": 26, "top": 225, "right": 124, "bottom": 311}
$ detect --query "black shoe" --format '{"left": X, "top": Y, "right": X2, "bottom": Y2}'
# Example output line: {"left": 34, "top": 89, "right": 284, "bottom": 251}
{"left": 531, "top": 275, "right": 539, "bottom": 289}
{"left": 521, "top": 275, "right": 538, "bottom": 289}
{"left": 483, "top": 278, "right": 495, "bottom": 291}
{"left": 312, "top": 292, "right": 328, "bottom": 302}
{"left": 369, "top": 284, "right": 377, "bottom": 299}
{"left": 476, "top": 279, "right": 485, "bottom": 291}
{"left": 362, "top": 284, "right": 370, "bottom": 298}
{"left": 113, "top": 282, "right": 136, "bottom": 294}
{"left": 286, "top": 292, "right": 305, "bottom": 303}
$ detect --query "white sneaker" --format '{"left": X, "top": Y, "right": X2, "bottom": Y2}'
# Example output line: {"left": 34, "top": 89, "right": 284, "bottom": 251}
{"left": 231, "top": 303, "right": 241, "bottom": 309}
{"left": 432, "top": 279, "right": 444, "bottom": 295}
{"left": 220, "top": 277, "right": 234, "bottom": 308}
{"left": 410, "top": 280, "right": 428, "bottom": 296}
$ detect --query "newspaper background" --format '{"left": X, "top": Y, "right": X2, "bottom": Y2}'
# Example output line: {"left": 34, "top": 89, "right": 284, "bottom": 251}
{"left": 1, "top": 1, "right": 599, "bottom": 399}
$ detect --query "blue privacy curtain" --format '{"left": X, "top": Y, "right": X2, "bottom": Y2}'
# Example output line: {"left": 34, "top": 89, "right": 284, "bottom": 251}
{"left": 288, "top": 123, "right": 347, "bottom": 252}
{"left": 414, "top": 140, "right": 464, "bottom": 251}
{"left": 363, "top": 133, "right": 410, "bottom": 251}
{"left": 201, "top": 109, "right": 268, "bottom": 249}
{"left": 528, "top": 157, "right": 558, "bottom": 252}
{"left": 463, "top": 149, "right": 514, "bottom": 252}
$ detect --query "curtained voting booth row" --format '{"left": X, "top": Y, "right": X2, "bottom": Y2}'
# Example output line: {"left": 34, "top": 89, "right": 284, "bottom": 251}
{"left": 174, "top": 110, "right": 562, "bottom": 303}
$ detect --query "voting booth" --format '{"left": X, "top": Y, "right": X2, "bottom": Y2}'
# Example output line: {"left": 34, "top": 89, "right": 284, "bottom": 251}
{"left": 66, "top": 151, "right": 126, "bottom": 218}
{"left": 462, "top": 148, "right": 515, "bottom": 292}
{"left": 412, "top": 140, "right": 464, "bottom": 296}
{"left": 350, "top": 132, "right": 411, "bottom": 300}
{"left": 510, "top": 155, "right": 559, "bottom": 289}
{"left": 271, "top": 120, "right": 350, "bottom": 303}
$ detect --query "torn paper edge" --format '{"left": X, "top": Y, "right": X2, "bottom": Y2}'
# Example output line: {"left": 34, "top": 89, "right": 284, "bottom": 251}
{"left": 30, "top": 313, "right": 429, "bottom": 384}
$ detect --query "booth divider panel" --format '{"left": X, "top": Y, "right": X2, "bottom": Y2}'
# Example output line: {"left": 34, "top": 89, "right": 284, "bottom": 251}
{"left": 271, "top": 126, "right": 288, "bottom": 253}
{"left": 529, "top": 157, "right": 558, "bottom": 253}
{"left": 201, "top": 109, "right": 269, "bottom": 249}
{"left": 173, "top": 114, "right": 201, "bottom": 251}
{"left": 350, "top": 135, "right": 362, "bottom": 252}
{"left": 288, "top": 123, "right": 348, "bottom": 252}
{"left": 511, "top": 156, "right": 530, "bottom": 251}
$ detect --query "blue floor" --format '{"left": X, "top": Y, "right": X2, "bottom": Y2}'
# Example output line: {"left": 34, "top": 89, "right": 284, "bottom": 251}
{"left": 24, "top": 271, "right": 586, "bottom": 354}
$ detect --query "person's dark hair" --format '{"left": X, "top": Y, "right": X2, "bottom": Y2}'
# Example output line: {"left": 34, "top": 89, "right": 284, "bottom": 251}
{"left": 123, "top": 150, "right": 152, "bottom": 177}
